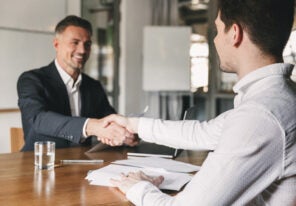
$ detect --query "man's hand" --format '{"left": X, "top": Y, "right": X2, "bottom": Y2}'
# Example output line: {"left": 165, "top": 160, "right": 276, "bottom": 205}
{"left": 103, "top": 114, "right": 139, "bottom": 134}
{"left": 86, "top": 118, "right": 131, "bottom": 146}
{"left": 110, "top": 171, "right": 164, "bottom": 194}
{"left": 94, "top": 114, "right": 140, "bottom": 146}
{"left": 123, "top": 134, "right": 140, "bottom": 147}
{"left": 99, "top": 133, "right": 139, "bottom": 147}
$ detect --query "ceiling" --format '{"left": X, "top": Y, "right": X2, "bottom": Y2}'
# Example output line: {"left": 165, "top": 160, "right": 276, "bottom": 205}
{"left": 178, "top": 0, "right": 209, "bottom": 25}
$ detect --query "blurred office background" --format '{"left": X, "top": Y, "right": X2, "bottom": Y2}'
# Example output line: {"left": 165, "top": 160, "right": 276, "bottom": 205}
{"left": 0, "top": 0, "right": 295, "bottom": 153}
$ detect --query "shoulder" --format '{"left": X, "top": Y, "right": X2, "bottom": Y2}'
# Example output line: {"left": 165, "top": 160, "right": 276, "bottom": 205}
{"left": 227, "top": 102, "right": 279, "bottom": 127}
{"left": 19, "top": 61, "right": 55, "bottom": 80}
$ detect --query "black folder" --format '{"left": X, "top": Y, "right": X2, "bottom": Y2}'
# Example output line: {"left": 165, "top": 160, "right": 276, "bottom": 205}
{"left": 127, "top": 141, "right": 181, "bottom": 159}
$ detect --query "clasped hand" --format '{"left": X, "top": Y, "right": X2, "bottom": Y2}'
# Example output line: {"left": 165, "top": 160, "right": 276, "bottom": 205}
{"left": 86, "top": 114, "right": 139, "bottom": 146}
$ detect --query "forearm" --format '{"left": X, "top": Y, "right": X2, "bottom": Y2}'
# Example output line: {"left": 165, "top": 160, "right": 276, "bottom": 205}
{"left": 104, "top": 115, "right": 219, "bottom": 149}
{"left": 29, "top": 111, "right": 86, "bottom": 143}
{"left": 137, "top": 118, "right": 220, "bottom": 150}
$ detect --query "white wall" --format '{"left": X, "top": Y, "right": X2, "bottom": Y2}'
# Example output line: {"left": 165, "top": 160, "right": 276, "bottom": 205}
{"left": 0, "top": 0, "right": 81, "bottom": 154}
{"left": 119, "top": 0, "right": 151, "bottom": 115}
{"left": 0, "top": 112, "right": 22, "bottom": 153}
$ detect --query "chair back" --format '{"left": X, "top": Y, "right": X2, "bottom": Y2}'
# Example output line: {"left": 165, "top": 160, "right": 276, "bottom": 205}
{"left": 172, "top": 105, "right": 199, "bottom": 157}
{"left": 10, "top": 127, "right": 24, "bottom": 152}
{"left": 184, "top": 105, "right": 199, "bottom": 120}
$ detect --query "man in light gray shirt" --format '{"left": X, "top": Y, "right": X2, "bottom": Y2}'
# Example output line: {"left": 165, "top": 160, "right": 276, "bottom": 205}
{"left": 100, "top": 0, "right": 296, "bottom": 205}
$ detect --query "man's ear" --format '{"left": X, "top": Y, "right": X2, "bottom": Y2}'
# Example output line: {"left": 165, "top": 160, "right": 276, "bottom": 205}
{"left": 53, "top": 37, "right": 59, "bottom": 50}
{"left": 232, "top": 23, "right": 243, "bottom": 47}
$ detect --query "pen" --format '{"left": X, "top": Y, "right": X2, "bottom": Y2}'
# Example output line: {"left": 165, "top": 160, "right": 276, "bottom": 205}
{"left": 60, "top": 159, "right": 104, "bottom": 164}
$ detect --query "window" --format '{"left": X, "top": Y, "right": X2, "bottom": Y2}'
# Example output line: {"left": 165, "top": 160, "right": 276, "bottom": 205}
{"left": 190, "top": 34, "right": 209, "bottom": 92}
{"left": 283, "top": 29, "right": 296, "bottom": 82}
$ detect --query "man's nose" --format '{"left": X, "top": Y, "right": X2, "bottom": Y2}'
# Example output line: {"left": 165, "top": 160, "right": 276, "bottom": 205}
{"left": 77, "top": 43, "right": 87, "bottom": 53}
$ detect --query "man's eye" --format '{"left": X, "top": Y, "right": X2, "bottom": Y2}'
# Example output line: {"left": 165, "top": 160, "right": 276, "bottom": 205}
{"left": 85, "top": 43, "right": 91, "bottom": 48}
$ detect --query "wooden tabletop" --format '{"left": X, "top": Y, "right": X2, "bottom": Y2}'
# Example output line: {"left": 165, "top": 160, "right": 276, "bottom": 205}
{"left": 0, "top": 146, "right": 208, "bottom": 205}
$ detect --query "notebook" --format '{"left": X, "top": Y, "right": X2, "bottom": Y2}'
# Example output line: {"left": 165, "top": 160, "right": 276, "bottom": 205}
{"left": 127, "top": 141, "right": 181, "bottom": 159}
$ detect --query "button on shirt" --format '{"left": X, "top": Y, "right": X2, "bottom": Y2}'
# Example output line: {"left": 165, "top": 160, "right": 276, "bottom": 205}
{"left": 127, "top": 63, "right": 296, "bottom": 206}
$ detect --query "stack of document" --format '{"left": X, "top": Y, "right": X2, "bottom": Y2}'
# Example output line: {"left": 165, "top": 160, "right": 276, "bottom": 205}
{"left": 86, "top": 156, "right": 201, "bottom": 191}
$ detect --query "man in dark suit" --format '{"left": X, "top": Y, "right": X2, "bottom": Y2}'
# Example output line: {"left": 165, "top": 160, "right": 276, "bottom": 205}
{"left": 17, "top": 15, "right": 129, "bottom": 151}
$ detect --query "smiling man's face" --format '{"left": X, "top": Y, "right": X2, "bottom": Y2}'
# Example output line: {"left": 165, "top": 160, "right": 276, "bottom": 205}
{"left": 54, "top": 25, "right": 92, "bottom": 75}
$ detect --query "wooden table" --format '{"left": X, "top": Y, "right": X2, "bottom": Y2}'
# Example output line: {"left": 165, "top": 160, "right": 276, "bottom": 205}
{"left": 0, "top": 146, "right": 208, "bottom": 205}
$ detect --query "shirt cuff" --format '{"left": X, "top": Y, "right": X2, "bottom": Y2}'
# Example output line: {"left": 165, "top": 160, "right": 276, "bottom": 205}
{"left": 126, "top": 181, "right": 154, "bottom": 206}
{"left": 138, "top": 118, "right": 157, "bottom": 142}
{"left": 82, "top": 118, "right": 89, "bottom": 138}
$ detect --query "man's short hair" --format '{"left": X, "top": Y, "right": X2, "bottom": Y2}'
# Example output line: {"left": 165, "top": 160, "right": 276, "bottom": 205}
{"left": 55, "top": 15, "right": 93, "bottom": 36}
{"left": 217, "top": 0, "right": 295, "bottom": 57}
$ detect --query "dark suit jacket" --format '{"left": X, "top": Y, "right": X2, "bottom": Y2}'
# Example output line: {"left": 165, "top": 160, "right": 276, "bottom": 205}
{"left": 17, "top": 61, "right": 116, "bottom": 151}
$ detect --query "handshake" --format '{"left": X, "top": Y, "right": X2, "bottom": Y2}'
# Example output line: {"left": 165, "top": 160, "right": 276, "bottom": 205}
{"left": 85, "top": 114, "right": 140, "bottom": 147}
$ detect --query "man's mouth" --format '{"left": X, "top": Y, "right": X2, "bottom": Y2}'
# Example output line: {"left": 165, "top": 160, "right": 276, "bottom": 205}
{"left": 73, "top": 55, "right": 84, "bottom": 63}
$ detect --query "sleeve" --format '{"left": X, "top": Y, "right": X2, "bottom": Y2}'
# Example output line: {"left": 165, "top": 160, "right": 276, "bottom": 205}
{"left": 129, "top": 105, "right": 284, "bottom": 205}
{"left": 17, "top": 71, "right": 87, "bottom": 143}
{"left": 126, "top": 181, "right": 176, "bottom": 206}
{"left": 137, "top": 110, "right": 230, "bottom": 150}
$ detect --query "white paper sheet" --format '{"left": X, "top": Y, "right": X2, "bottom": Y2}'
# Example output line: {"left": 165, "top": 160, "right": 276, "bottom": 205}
{"left": 112, "top": 156, "right": 201, "bottom": 173}
{"left": 86, "top": 164, "right": 193, "bottom": 191}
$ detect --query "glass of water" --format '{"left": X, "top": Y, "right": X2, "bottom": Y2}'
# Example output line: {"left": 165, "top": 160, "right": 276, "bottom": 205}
{"left": 34, "top": 141, "right": 55, "bottom": 170}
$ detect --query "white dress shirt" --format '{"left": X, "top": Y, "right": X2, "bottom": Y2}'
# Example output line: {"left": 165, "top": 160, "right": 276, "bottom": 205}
{"left": 126, "top": 63, "right": 296, "bottom": 206}
{"left": 55, "top": 60, "right": 88, "bottom": 137}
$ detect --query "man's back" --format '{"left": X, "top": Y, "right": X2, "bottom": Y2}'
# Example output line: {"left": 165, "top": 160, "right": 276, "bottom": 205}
{"left": 233, "top": 63, "right": 296, "bottom": 205}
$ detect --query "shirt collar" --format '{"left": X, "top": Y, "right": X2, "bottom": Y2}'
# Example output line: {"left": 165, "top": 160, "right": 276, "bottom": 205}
{"left": 233, "top": 63, "right": 294, "bottom": 94}
{"left": 55, "top": 59, "right": 82, "bottom": 88}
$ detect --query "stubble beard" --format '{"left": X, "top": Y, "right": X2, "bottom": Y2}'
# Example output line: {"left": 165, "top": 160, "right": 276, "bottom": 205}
{"left": 69, "top": 56, "right": 86, "bottom": 72}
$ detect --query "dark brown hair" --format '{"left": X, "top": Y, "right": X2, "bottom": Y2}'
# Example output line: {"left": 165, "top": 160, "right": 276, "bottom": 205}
{"left": 217, "top": 0, "right": 294, "bottom": 57}
{"left": 55, "top": 15, "right": 93, "bottom": 36}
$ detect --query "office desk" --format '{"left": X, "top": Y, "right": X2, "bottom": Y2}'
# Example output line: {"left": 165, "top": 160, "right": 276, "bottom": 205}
{"left": 0, "top": 146, "right": 208, "bottom": 205}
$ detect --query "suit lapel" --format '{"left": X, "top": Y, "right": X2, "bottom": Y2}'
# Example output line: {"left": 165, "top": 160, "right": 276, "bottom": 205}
{"left": 45, "top": 62, "right": 71, "bottom": 115}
